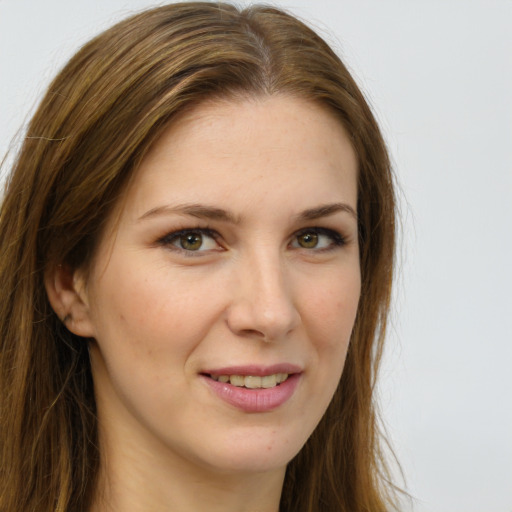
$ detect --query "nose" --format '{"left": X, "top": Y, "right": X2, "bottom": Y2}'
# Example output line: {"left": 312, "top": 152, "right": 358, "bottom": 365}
{"left": 225, "top": 249, "right": 301, "bottom": 342}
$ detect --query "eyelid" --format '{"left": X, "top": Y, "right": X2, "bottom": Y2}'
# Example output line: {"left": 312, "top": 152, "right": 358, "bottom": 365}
{"left": 290, "top": 226, "right": 347, "bottom": 250}
{"left": 158, "top": 227, "right": 222, "bottom": 255}
{"left": 157, "top": 225, "right": 348, "bottom": 256}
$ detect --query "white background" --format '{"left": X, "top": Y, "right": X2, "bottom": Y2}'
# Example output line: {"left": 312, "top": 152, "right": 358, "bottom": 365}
{"left": 1, "top": 1, "right": 511, "bottom": 511}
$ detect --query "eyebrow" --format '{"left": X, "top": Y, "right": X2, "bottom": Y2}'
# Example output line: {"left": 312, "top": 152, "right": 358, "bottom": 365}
{"left": 138, "top": 203, "right": 240, "bottom": 223}
{"left": 138, "top": 202, "right": 357, "bottom": 223}
{"left": 296, "top": 203, "right": 357, "bottom": 222}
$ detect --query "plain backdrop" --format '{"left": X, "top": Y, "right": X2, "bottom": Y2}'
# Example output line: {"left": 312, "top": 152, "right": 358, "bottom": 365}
{"left": 1, "top": 1, "right": 511, "bottom": 511}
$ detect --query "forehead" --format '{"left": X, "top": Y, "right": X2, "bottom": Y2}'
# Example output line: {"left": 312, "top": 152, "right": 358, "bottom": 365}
{"left": 118, "top": 95, "right": 358, "bottom": 226}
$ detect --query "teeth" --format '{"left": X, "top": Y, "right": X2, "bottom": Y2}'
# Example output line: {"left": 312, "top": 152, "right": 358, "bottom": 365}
{"left": 244, "top": 376, "right": 261, "bottom": 389}
{"left": 276, "top": 373, "right": 287, "bottom": 384}
{"left": 230, "top": 375, "right": 245, "bottom": 387}
{"left": 261, "top": 374, "right": 277, "bottom": 388}
{"left": 210, "top": 373, "right": 289, "bottom": 388}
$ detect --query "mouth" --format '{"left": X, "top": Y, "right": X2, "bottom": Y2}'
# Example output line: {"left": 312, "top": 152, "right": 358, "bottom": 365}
{"left": 200, "top": 364, "right": 302, "bottom": 412}
{"left": 207, "top": 373, "right": 290, "bottom": 389}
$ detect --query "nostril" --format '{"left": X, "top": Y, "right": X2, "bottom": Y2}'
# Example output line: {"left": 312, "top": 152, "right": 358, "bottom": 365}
{"left": 225, "top": 291, "right": 300, "bottom": 342}
{"left": 241, "top": 328, "right": 265, "bottom": 338}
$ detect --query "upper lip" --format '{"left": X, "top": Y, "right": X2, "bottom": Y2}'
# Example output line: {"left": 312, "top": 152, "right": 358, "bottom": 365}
{"left": 203, "top": 363, "right": 302, "bottom": 377}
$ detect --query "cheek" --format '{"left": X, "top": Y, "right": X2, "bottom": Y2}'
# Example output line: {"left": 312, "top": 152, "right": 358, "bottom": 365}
{"left": 304, "top": 269, "right": 361, "bottom": 348}
{"left": 88, "top": 260, "right": 223, "bottom": 363}
{"left": 293, "top": 269, "right": 360, "bottom": 431}
{"left": 86, "top": 263, "right": 220, "bottom": 414}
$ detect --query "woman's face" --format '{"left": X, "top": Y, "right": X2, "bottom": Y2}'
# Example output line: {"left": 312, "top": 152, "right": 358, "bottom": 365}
{"left": 76, "top": 96, "right": 360, "bottom": 476}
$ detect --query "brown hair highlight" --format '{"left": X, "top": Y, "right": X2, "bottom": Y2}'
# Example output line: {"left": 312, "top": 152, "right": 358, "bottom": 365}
{"left": 0, "top": 3, "right": 398, "bottom": 510}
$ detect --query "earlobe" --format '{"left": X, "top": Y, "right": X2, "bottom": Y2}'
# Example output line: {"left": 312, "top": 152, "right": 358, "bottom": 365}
{"left": 44, "top": 263, "right": 96, "bottom": 338}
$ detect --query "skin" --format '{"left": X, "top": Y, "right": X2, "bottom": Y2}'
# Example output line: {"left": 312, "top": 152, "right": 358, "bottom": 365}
{"left": 48, "top": 95, "right": 361, "bottom": 512}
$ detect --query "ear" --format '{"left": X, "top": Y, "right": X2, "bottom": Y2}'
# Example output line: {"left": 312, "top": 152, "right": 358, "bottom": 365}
{"left": 44, "top": 263, "right": 96, "bottom": 338}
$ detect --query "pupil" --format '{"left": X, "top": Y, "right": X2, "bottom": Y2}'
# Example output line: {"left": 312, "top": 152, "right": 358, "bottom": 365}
{"left": 300, "top": 232, "right": 318, "bottom": 248}
{"left": 181, "top": 233, "right": 202, "bottom": 250}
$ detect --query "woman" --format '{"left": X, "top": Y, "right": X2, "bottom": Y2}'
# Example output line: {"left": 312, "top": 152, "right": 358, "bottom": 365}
{"left": 0, "top": 3, "right": 398, "bottom": 511}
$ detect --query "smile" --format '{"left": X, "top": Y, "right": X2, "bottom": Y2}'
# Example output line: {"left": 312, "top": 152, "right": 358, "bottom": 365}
{"left": 201, "top": 364, "right": 302, "bottom": 412}
{"left": 209, "top": 373, "right": 289, "bottom": 388}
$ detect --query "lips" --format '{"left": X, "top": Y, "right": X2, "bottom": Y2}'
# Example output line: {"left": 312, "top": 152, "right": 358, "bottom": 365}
{"left": 201, "top": 364, "right": 302, "bottom": 413}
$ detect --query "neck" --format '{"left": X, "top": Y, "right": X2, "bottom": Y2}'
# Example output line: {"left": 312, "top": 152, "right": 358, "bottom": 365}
{"left": 89, "top": 418, "right": 285, "bottom": 512}
{"left": 90, "top": 454, "right": 284, "bottom": 512}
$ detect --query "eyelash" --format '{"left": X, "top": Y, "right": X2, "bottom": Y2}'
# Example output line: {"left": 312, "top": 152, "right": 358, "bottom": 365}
{"left": 158, "top": 226, "right": 346, "bottom": 255}
{"left": 158, "top": 227, "right": 220, "bottom": 256}
{"left": 292, "top": 227, "right": 346, "bottom": 250}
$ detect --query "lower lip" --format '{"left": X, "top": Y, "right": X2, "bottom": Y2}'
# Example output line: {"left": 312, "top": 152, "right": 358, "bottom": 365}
{"left": 202, "top": 373, "right": 301, "bottom": 413}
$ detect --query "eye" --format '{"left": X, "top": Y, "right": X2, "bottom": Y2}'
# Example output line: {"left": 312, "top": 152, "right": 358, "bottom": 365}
{"left": 291, "top": 227, "right": 345, "bottom": 250}
{"left": 160, "top": 228, "right": 220, "bottom": 253}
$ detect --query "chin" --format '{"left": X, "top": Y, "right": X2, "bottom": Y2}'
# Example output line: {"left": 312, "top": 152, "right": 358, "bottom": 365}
{"left": 190, "top": 425, "right": 308, "bottom": 476}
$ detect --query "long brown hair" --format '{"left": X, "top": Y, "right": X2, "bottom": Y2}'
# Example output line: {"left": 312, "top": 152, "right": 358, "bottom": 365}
{"left": 0, "top": 3, "right": 398, "bottom": 510}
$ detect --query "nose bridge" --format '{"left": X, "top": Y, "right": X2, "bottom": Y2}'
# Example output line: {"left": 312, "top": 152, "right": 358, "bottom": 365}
{"left": 227, "top": 242, "right": 300, "bottom": 341}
